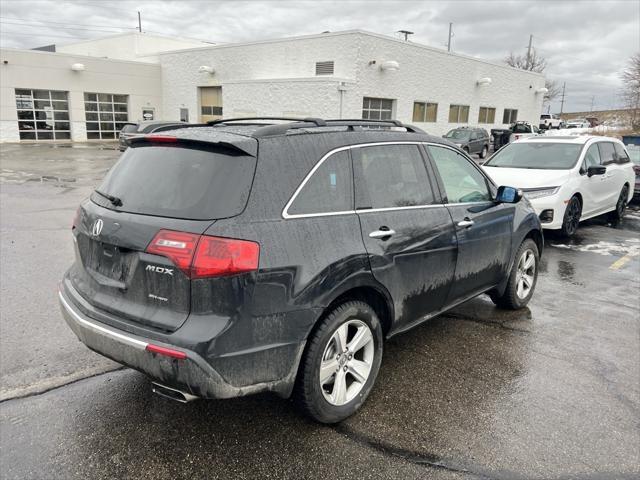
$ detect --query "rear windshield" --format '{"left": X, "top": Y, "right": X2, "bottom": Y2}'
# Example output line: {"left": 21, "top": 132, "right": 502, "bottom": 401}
{"left": 92, "top": 145, "right": 257, "bottom": 220}
{"left": 484, "top": 142, "right": 583, "bottom": 170}
{"left": 121, "top": 124, "right": 138, "bottom": 133}
{"left": 445, "top": 130, "right": 470, "bottom": 140}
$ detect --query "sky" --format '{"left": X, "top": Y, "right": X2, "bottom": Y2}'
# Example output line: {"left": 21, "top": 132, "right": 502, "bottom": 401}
{"left": 0, "top": 0, "right": 638, "bottom": 113}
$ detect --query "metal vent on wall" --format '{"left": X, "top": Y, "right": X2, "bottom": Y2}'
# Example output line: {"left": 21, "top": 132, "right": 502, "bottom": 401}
{"left": 315, "top": 61, "right": 335, "bottom": 76}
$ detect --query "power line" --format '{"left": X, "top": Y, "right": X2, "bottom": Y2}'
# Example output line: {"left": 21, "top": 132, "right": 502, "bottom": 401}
{"left": 0, "top": 16, "right": 137, "bottom": 30}
{"left": 0, "top": 20, "right": 133, "bottom": 33}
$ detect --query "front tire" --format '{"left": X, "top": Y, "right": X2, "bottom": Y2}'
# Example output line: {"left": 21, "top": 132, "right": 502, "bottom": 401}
{"left": 561, "top": 195, "right": 581, "bottom": 237}
{"left": 490, "top": 239, "right": 539, "bottom": 310}
{"left": 294, "top": 301, "right": 383, "bottom": 423}
{"left": 608, "top": 185, "right": 629, "bottom": 223}
{"left": 479, "top": 145, "right": 488, "bottom": 159}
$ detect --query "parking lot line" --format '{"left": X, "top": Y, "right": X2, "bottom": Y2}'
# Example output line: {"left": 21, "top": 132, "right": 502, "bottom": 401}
{"left": 609, "top": 252, "right": 639, "bottom": 270}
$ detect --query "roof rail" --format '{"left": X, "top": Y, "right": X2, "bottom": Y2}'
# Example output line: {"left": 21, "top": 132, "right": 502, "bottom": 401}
{"left": 207, "top": 117, "right": 327, "bottom": 126}
{"left": 252, "top": 118, "right": 425, "bottom": 137}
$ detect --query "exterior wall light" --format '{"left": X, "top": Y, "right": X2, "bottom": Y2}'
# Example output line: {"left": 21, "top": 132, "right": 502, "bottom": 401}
{"left": 476, "top": 77, "right": 492, "bottom": 86}
{"left": 71, "top": 63, "right": 85, "bottom": 72}
{"left": 379, "top": 60, "right": 400, "bottom": 71}
{"left": 536, "top": 87, "right": 549, "bottom": 94}
{"left": 198, "top": 66, "right": 215, "bottom": 74}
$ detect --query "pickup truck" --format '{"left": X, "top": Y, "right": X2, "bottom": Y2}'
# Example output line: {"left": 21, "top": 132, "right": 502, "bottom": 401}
{"left": 491, "top": 121, "right": 541, "bottom": 150}
{"left": 539, "top": 114, "right": 563, "bottom": 130}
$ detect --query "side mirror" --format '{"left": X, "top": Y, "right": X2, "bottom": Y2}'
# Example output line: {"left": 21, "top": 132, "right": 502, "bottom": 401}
{"left": 587, "top": 165, "right": 606, "bottom": 177}
{"left": 496, "top": 186, "right": 522, "bottom": 203}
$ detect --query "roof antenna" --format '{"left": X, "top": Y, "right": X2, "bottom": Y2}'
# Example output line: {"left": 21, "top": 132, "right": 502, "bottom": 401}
{"left": 397, "top": 30, "right": 414, "bottom": 41}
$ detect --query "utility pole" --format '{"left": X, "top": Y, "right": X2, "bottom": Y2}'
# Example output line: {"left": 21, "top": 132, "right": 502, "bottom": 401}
{"left": 447, "top": 23, "right": 453, "bottom": 52}
{"left": 560, "top": 82, "right": 566, "bottom": 115}
{"left": 137, "top": 11, "right": 142, "bottom": 33}
{"left": 526, "top": 34, "right": 533, "bottom": 69}
{"left": 397, "top": 30, "right": 414, "bottom": 41}
{"left": 590, "top": 96, "right": 595, "bottom": 112}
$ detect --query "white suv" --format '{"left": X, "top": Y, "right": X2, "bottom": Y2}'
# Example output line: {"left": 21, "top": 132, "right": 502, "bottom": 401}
{"left": 539, "top": 114, "right": 563, "bottom": 130}
{"left": 482, "top": 136, "right": 635, "bottom": 236}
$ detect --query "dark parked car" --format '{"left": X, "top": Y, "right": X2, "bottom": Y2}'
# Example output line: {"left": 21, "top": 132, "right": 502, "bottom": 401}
{"left": 443, "top": 127, "right": 490, "bottom": 158}
{"left": 627, "top": 144, "right": 640, "bottom": 197}
{"left": 60, "top": 118, "right": 543, "bottom": 423}
{"left": 118, "top": 121, "right": 189, "bottom": 151}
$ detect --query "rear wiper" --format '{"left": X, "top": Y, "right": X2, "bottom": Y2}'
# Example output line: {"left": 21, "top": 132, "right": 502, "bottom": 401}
{"left": 94, "top": 189, "right": 123, "bottom": 207}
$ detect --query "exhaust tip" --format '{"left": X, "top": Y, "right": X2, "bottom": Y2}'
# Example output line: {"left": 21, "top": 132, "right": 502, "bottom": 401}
{"left": 151, "top": 382, "right": 199, "bottom": 403}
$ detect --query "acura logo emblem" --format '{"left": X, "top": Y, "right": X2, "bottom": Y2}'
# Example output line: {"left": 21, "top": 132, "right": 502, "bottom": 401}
{"left": 92, "top": 219, "right": 104, "bottom": 237}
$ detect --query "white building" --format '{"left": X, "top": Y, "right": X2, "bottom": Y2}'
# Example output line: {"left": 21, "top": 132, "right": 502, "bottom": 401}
{"left": 0, "top": 30, "right": 545, "bottom": 143}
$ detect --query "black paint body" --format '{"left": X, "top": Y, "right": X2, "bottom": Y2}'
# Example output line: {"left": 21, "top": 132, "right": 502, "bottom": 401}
{"left": 61, "top": 126, "right": 543, "bottom": 399}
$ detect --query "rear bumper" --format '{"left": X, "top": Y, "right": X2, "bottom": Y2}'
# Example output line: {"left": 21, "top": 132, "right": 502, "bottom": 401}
{"left": 58, "top": 288, "right": 305, "bottom": 399}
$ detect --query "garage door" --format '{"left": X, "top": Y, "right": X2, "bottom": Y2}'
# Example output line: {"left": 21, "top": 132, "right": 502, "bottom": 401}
{"left": 15, "top": 89, "right": 70, "bottom": 141}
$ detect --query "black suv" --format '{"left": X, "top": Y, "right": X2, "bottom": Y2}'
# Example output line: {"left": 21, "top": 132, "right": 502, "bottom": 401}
{"left": 443, "top": 127, "right": 491, "bottom": 158}
{"left": 60, "top": 118, "right": 543, "bottom": 423}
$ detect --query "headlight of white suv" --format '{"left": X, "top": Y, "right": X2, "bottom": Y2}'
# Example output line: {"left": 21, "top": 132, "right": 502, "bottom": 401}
{"left": 522, "top": 186, "right": 560, "bottom": 200}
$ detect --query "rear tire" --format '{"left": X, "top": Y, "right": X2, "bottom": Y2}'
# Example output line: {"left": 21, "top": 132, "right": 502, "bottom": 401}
{"left": 479, "top": 145, "right": 488, "bottom": 159}
{"left": 294, "top": 301, "right": 383, "bottom": 424}
{"left": 608, "top": 185, "right": 629, "bottom": 223}
{"left": 490, "top": 239, "right": 539, "bottom": 310}
{"left": 561, "top": 196, "right": 581, "bottom": 237}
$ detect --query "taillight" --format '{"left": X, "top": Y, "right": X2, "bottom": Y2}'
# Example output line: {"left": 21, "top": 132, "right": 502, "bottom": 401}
{"left": 192, "top": 235, "right": 260, "bottom": 278}
{"left": 146, "top": 230, "right": 259, "bottom": 279}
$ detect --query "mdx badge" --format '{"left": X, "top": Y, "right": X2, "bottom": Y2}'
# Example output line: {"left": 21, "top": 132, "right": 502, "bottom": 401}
{"left": 146, "top": 265, "right": 174, "bottom": 276}
{"left": 92, "top": 218, "right": 104, "bottom": 237}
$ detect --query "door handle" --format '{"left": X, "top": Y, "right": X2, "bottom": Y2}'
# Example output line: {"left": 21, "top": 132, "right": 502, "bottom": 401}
{"left": 457, "top": 219, "right": 474, "bottom": 228}
{"left": 369, "top": 228, "right": 396, "bottom": 239}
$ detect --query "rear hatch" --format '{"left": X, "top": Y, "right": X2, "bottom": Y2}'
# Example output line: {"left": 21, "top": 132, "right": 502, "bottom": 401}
{"left": 69, "top": 136, "right": 257, "bottom": 332}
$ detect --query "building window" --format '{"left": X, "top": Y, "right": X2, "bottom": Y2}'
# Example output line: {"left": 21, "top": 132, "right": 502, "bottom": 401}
{"left": 315, "top": 61, "right": 334, "bottom": 76}
{"left": 412, "top": 102, "right": 438, "bottom": 123}
{"left": 199, "top": 86, "right": 223, "bottom": 122}
{"left": 503, "top": 108, "right": 518, "bottom": 124}
{"left": 478, "top": 107, "right": 496, "bottom": 124}
{"left": 448, "top": 104, "right": 469, "bottom": 123}
{"left": 362, "top": 97, "right": 394, "bottom": 120}
{"left": 15, "top": 89, "right": 70, "bottom": 140}
{"left": 84, "top": 93, "right": 129, "bottom": 140}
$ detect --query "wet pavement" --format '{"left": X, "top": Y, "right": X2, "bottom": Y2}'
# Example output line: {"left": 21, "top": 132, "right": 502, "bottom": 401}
{"left": 1, "top": 143, "right": 639, "bottom": 479}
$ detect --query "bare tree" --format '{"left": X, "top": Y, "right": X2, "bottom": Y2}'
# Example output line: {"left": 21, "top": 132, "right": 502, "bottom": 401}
{"left": 505, "top": 48, "right": 557, "bottom": 104}
{"left": 620, "top": 52, "right": 640, "bottom": 129}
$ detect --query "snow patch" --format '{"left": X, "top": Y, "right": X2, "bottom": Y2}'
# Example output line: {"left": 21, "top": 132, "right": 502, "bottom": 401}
{"left": 550, "top": 238, "right": 640, "bottom": 257}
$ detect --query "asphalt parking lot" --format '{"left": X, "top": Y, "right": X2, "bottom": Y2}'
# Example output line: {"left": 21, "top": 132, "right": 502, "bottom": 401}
{"left": 1, "top": 143, "right": 639, "bottom": 480}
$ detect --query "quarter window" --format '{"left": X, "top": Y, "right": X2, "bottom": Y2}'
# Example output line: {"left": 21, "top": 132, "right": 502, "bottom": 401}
{"left": 14, "top": 89, "right": 70, "bottom": 140}
{"left": 412, "top": 102, "right": 438, "bottom": 122}
{"left": 362, "top": 97, "right": 394, "bottom": 120}
{"left": 427, "top": 145, "right": 492, "bottom": 203}
{"left": 597, "top": 142, "right": 616, "bottom": 165}
{"left": 478, "top": 107, "right": 496, "bottom": 124}
{"left": 85, "top": 93, "right": 129, "bottom": 140}
{"left": 449, "top": 104, "right": 470, "bottom": 123}
{"left": 503, "top": 109, "right": 518, "bottom": 124}
{"left": 613, "top": 143, "right": 630, "bottom": 163}
{"left": 355, "top": 145, "right": 435, "bottom": 209}
{"left": 287, "top": 151, "right": 353, "bottom": 216}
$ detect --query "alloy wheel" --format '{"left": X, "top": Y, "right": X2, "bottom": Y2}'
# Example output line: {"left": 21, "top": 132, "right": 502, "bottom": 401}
{"left": 319, "top": 319, "right": 375, "bottom": 406}
{"left": 515, "top": 249, "right": 536, "bottom": 299}
{"left": 565, "top": 198, "right": 580, "bottom": 235}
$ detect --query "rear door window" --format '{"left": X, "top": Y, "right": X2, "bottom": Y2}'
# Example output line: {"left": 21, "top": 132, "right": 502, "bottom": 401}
{"left": 598, "top": 142, "right": 616, "bottom": 165}
{"left": 286, "top": 150, "right": 353, "bottom": 216}
{"left": 354, "top": 144, "right": 435, "bottom": 209}
{"left": 92, "top": 145, "right": 257, "bottom": 220}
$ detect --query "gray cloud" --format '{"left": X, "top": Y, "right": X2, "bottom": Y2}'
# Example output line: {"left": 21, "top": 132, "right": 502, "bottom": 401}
{"left": 0, "top": 0, "right": 637, "bottom": 112}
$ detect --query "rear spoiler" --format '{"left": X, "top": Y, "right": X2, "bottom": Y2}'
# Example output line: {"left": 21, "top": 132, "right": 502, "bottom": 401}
{"left": 127, "top": 134, "right": 258, "bottom": 157}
